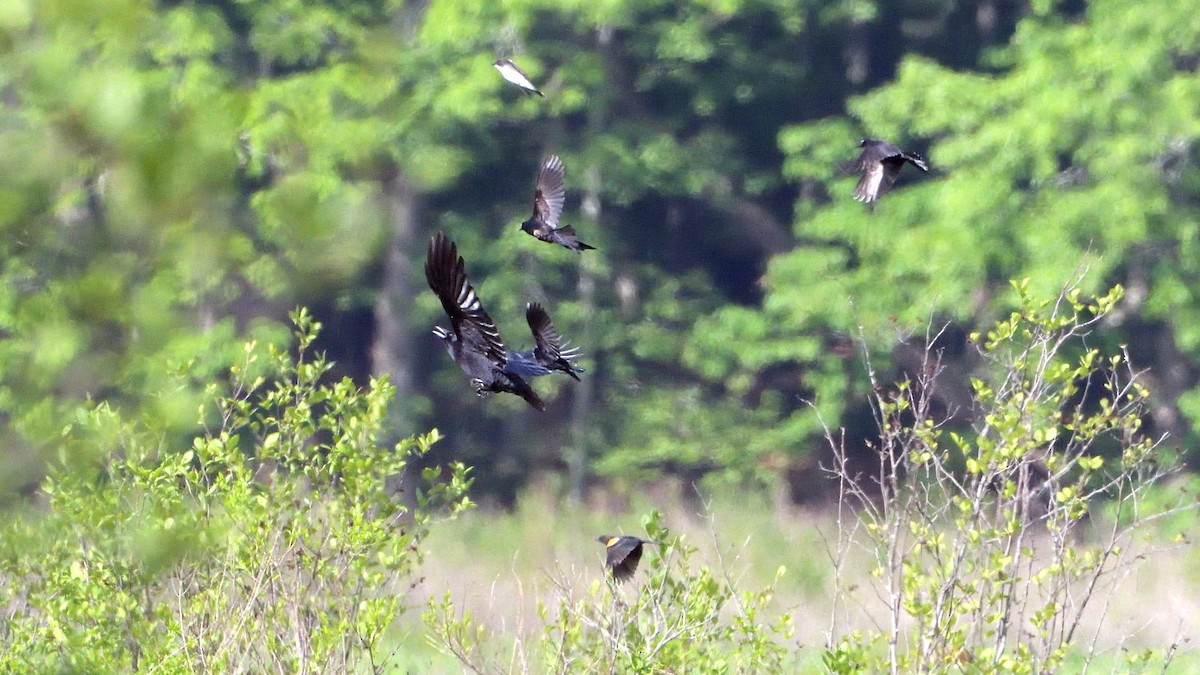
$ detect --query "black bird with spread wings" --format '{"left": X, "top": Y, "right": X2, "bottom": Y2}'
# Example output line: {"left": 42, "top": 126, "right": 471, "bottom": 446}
{"left": 425, "top": 233, "right": 545, "bottom": 411}
{"left": 852, "top": 139, "right": 929, "bottom": 204}
{"left": 504, "top": 303, "right": 585, "bottom": 381}
{"left": 520, "top": 155, "right": 595, "bottom": 253}
{"left": 597, "top": 535, "right": 653, "bottom": 582}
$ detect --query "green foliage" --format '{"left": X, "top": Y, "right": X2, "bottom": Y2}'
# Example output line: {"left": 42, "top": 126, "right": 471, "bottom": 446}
{"left": 824, "top": 282, "right": 1192, "bottom": 672}
{"left": 2, "top": 1, "right": 1197, "bottom": 668}
{"left": 0, "top": 1, "right": 253, "bottom": 450}
{"left": 669, "top": 0, "right": 1200, "bottom": 487}
{"left": 0, "top": 0, "right": 511, "bottom": 483}
{"left": 2, "top": 0, "right": 1199, "bottom": 590}
{"left": 0, "top": 311, "right": 471, "bottom": 672}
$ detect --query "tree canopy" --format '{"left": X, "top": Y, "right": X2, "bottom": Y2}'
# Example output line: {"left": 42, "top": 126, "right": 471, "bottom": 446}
{"left": 1, "top": 0, "right": 1197, "bottom": 503}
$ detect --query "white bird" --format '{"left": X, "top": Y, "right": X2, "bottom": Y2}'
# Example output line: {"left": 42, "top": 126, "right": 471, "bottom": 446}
{"left": 493, "top": 58, "right": 545, "bottom": 97}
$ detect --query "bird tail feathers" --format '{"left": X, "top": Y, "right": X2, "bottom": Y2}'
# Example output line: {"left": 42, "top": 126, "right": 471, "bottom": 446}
{"left": 556, "top": 225, "right": 597, "bottom": 252}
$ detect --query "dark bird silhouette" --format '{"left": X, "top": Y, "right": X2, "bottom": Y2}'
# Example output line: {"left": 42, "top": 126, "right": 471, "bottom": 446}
{"left": 597, "top": 535, "right": 652, "bottom": 582}
{"left": 425, "top": 233, "right": 545, "bottom": 411}
{"left": 493, "top": 58, "right": 545, "bottom": 97}
{"left": 504, "top": 303, "right": 585, "bottom": 381}
{"left": 520, "top": 155, "right": 595, "bottom": 253}
{"left": 852, "top": 139, "right": 929, "bottom": 204}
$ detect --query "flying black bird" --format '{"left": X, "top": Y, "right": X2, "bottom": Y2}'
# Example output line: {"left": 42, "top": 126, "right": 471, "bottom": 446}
{"left": 597, "top": 535, "right": 653, "bottom": 582}
{"left": 493, "top": 58, "right": 545, "bottom": 97}
{"left": 504, "top": 303, "right": 585, "bottom": 381}
{"left": 425, "top": 233, "right": 545, "bottom": 411}
{"left": 852, "top": 139, "right": 929, "bottom": 204}
{"left": 520, "top": 155, "right": 596, "bottom": 253}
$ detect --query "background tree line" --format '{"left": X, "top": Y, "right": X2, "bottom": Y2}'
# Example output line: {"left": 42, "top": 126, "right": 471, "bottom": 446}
{"left": 1, "top": 0, "right": 1197, "bottom": 507}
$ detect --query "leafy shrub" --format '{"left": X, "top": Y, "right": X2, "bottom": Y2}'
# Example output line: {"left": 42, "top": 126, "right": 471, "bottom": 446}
{"left": 0, "top": 310, "right": 471, "bottom": 672}
{"left": 822, "top": 281, "right": 1194, "bottom": 673}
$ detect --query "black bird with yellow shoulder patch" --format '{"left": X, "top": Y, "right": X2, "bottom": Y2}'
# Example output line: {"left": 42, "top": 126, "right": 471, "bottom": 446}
{"left": 597, "top": 535, "right": 652, "bottom": 582}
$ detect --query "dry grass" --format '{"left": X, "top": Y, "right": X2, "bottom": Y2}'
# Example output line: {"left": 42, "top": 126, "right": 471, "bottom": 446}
{"left": 400, "top": 478, "right": 1200, "bottom": 671}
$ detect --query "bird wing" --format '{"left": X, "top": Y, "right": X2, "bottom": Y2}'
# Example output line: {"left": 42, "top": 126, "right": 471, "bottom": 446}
{"left": 425, "top": 234, "right": 507, "bottom": 367}
{"left": 606, "top": 537, "right": 644, "bottom": 581}
{"left": 525, "top": 302, "right": 568, "bottom": 361}
{"left": 853, "top": 160, "right": 885, "bottom": 203}
{"left": 530, "top": 155, "right": 565, "bottom": 227}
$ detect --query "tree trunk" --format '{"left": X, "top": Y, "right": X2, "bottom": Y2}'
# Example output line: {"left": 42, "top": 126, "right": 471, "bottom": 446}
{"left": 371, "top": 171, "right": 419, "bottom": 440}
{"left": 564, "top": 25, "right": 616, "bottom": 503}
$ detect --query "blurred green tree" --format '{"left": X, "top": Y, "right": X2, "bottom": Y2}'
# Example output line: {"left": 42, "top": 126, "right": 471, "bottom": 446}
{"left": 0, "top": 0, "right": 263, "bottom": 495}
{"left": 402, "top": 0, "right": 1023, "bottom": 501}
{"left": 689, "top": 0, "right": 1200, "bottom": 492}
{"left": 0, "top": 0, "right": 508, "bottom": 496}
{"left": 14, "top": 0, "right": 1191, "bottom": 508}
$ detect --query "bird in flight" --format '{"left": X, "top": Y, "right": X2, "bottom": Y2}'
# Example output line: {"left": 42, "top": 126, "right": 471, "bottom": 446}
{"left": 520, "top": 155, "right": 595, "bottom": 253}
{"left": 504, "top": 303, "right": 585, "bottom": 381}
{"left": 597, "top": 535, "right": 653, "bottom": 582}
{"left": 493, "top": 58, "right": 545, "bottom": 97}
{"left": 425, "top": 233, "right": 545, "bottom": 410}
{"left": 852, "top": 139, "right": 929, "bottom": 204}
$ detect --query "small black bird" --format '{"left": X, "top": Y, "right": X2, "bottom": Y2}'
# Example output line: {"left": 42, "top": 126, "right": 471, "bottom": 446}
{"left": 520, "top": 155, "right": 595, "bottom": 253}
{"left": 597, "top": 535, "right": 652, "bottom": 582}
{"left": 852, "top": 139, "right": 929, "bottom": 204}
{"left": 425, "top": 233, "right": 545, "bottom": 411}
{"left": 493, "top": 58, "right": 545, "bottom": 97}
{"left": 504, "top": 303, "right": 584, "bottom": 381}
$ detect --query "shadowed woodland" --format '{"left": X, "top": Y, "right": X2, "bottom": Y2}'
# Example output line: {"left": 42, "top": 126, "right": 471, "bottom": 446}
{"left": 4, "top": 0, "right": 1197, "bottom": 504}
{"left": 2, "top": 0, "right": 1200, "bottom": 670}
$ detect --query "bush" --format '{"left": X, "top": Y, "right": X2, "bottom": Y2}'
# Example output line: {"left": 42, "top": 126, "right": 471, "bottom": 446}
{"left": 822, "top": 281, "right": 1194, "bottom": 673}
{"left": 0, "top": 310, "right": 471, "bottom": 672}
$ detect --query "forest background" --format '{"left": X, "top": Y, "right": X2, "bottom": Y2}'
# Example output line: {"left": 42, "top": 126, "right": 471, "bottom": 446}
{"left": 2, "top": 0, "right": 1200, "bottom": 670}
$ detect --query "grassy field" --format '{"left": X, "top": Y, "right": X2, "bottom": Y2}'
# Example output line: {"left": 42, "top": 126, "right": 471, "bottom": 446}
{"left": 396, "top": 480, "right": 1200, "bottom": 672}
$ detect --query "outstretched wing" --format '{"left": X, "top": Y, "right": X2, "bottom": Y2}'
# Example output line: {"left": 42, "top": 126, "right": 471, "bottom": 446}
{"left": 853, "top": 141, "right": 887, "bottom": 203}
{"left": 604, "top": 537, "right": 645, "bottom": 582}
{"left": 525, "top": 302, "right": 568, "bottom": 362}
{"left": 854, "top": 140, "right": 916, "bottom": 203}
{"left": 530, "top": 155, "right": 566, "bottom": 227}
{"left": 853, "top": 159, "right": 886, "bottom": 203}
{"left": 424, "top": 233, "right": 507, "bottom": 366}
